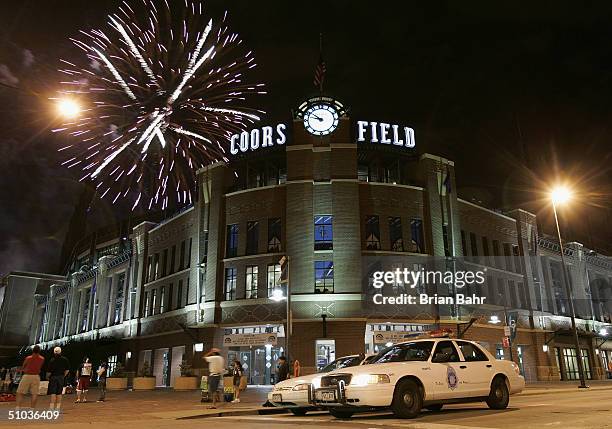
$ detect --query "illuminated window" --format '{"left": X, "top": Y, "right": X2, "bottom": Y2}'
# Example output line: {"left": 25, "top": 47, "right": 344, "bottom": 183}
{"left": 225, "top": 268, "right": 237, "bottom": 301}
{"left": 314, "top": 216, "right": 333, "bottom": 250}
{"left": 267, "top": 264, "right": 281, "bottom": 297}
{"left": 315, "top": 261, "right": 334, "bottom": 293}
{"left": 246, "top": 265, "right": 258, "bottom": 299}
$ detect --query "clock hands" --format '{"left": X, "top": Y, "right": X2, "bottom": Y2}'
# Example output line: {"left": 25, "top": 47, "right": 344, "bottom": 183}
{"left": 311, "top": 113, "right": 324, "bottom": 122}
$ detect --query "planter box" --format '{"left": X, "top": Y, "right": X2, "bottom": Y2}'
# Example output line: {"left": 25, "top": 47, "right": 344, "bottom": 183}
{"left": 106, "top": 377, "right": 128, "bottom": 390}
{"left": 133, "top": 377, "right": 156, "bottom": 390}
{"left": 174, "top": 376, "right": 198, "bottom": 390}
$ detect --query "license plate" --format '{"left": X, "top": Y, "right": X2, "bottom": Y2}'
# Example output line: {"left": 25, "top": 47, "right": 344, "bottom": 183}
{"left": 272, "top": 394, "right": 282, "bottom": 402}
{"left": 315, "top": 390, "right": 336, "bottom": 401}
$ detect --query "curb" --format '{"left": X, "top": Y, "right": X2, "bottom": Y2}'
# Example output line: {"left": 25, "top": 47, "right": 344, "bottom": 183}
{"left": 519, "top": 385, "right": 612, "bottom": 396}
{"left": 178, "top": 407, "right": 288, "bottom": 419}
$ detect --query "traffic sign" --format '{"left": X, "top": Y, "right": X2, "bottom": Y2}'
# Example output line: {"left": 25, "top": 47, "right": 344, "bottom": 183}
{"left": 502, "top": 337, "right": 510, "bottom": 348}
{"left": 504, "top": 326, "right": 511, "bottom": 337}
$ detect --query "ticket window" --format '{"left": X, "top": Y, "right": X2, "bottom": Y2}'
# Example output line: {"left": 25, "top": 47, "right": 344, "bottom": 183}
{"left": 315, "top": 339, "right": 335, "bottom": 371}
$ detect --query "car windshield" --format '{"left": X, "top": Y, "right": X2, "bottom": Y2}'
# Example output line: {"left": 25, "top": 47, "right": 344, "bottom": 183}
{"left": 318, "top": 356, "right": 362, "bottom": 373}
{"left": 372, "top": 341, "right": 434, "bottom": 363}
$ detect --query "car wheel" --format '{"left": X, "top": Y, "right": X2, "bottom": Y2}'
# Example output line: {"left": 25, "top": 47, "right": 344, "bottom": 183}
{"left": 426, "top": 404, "right": 443, "bottom": 412}
{"left": 290, "top": 408, "right": 307, "bottom": 416}
{"left": 486, "top": 376, "right": 509, "bottom": 409}
{"left": 329, "top": 408, "right": 354, "bottom": 419}
{"left": 391, "top": 379, "right": 423, "bottom": 419}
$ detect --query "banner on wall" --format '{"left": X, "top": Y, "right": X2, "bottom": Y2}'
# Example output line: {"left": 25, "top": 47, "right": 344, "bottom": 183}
{"left": 223, "top": 333, "right": 278, "bottom": 347}
{"left": 373, "top": 331, "right": 425, "bottom": 344}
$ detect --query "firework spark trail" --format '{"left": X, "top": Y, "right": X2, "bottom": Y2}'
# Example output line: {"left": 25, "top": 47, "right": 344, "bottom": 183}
{"left": 55, "top": 0, "right": 266, "bottom": 210}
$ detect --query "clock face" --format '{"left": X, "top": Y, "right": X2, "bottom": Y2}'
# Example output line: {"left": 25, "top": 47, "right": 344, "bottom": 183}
{"left": 303, "top": 103, "right": 339, "bottom": 136}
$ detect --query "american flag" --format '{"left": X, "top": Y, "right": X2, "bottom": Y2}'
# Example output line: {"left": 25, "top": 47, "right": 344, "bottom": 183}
{"left": 313, "top": 54, "right": 326, "bottom": 91}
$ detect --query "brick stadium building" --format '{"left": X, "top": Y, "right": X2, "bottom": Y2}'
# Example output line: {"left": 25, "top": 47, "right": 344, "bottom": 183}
{"left": 2, "top": 96, "right": 612, "bottom": 385}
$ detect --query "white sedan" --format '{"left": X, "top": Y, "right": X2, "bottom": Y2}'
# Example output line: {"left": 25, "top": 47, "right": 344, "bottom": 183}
{"left": 312, "top": 338, "right": 525, "bottom": 419}
{"left": 268, "top": 354, "right": 371, "bottom": 416}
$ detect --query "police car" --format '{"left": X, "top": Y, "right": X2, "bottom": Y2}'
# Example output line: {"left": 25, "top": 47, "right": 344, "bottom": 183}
{"left": 268, "top": 354, "right": 372, "bottom": 416}
{"left": 312, "top": 336, "right": 525, "bottom": 419}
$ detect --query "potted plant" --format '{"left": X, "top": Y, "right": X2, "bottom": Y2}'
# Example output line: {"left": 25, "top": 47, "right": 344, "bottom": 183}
{"left": 174, "top": 360, "right": 198, "bottom": 390}
{"left": 106, "top": 362, "right": 128, "bottom": 390}
{"left": 133, "top": 361, "right": 156, "bottom": 390}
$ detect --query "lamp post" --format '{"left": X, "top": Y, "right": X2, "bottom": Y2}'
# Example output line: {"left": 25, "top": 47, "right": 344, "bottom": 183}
{"left": 551, "top": 186, "right": 588, "bottom": 388}
{"left": 272, "top": 256, "right": 291, "bottom": 361}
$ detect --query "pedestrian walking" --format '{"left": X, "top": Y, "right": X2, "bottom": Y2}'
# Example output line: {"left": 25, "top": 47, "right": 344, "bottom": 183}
{"left": 276, "top": 356, "right": 289, "bottom": 382}
{"left": 16, "top": 345, "right": 45, "bottom": 410}
{"left": 46, "top": 347, "right": 70, "bottom": 411}
{"left": 230, "top": 360, "right": 243, "bottom": 403}
{"left": 75, "top": 357, "right": 92, "bottom": 403}
{"left": 96, "top": 360, "right": 108, "bottom": 402}
{"left": 203, "top": 348, "right": 225, "bottom": 409}
{"left": 607, "top": 360, "right": 612, "bottom": 379}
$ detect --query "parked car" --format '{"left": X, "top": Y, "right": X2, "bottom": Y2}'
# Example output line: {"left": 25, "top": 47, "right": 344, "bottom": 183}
{"left": 312, "top": 338, "right": 525, "bottom": 419}
{"left": 268, "top": 354, "right": 373, "bottom": 416}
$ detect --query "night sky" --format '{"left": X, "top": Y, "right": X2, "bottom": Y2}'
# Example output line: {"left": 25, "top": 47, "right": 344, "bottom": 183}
{"left": 1, "top": 0, "right": 611, "bottom": 275}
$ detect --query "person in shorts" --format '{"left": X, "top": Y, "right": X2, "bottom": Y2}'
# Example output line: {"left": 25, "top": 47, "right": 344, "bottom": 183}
{"left": 16, "top": 345, "right": 45, "bottom": 409}
{"left": 203, "top": 348, "right": 225, "bottom": 409}
{"left": 46, "top": 347, "right": 70, "bottom": 410}
{"left": 75, "top": 357, "right": 92, "bottom": 403}
{"left": 230, "top": 360, "right": 243, "bottom": 403}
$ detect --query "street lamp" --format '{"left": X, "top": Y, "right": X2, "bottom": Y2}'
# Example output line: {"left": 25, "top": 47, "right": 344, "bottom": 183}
{"left": 550, "top": 185, "right": 588, "bottom": 388}
{"left": 271, "top": 256, "right": 291, "bottom": 362}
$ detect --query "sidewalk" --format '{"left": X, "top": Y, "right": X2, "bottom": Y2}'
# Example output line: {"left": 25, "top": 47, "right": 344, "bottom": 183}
{"left": 520, "top": 379, "right": 612, "bottom": 396}
{"left": 0, "top": 385, "right": 275, "bottom": 423}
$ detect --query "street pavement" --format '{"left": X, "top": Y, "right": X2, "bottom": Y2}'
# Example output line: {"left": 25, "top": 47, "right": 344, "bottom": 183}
{"left": 2, "top": 382, "right": 612, "bottom": 428}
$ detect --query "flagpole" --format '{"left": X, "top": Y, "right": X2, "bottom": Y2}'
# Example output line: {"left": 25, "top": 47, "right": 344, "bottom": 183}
{"left": 319, "top": 33, "right": 323, "bottom": 94}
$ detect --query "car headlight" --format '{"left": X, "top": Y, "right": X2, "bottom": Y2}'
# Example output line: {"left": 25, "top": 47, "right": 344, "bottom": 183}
{"left": 312, "top": 377, "right": 322, "bottom": 389}
{"left": 350, "top": 374, "right": 390, "bottom": 386}
{"left": 273, "top": 384, "right": 283, "bottom": 391}
{"left": 292, "top": 383, "right": 310, "bottom": 391}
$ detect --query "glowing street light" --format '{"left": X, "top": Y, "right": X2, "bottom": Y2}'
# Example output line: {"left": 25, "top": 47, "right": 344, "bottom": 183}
{"left": 550, "top": 185, "right": 588, "bottom": 388}
{"left": 551, "top": 186, "right": 572, "bottom": 205}
{"left": 57, "top": 98, "right": 81, "bottom": 118}
{"left": 270, "top": 288, "right": 285, "bottom": 302}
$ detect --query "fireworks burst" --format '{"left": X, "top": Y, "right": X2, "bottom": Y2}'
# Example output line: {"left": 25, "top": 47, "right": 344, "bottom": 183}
{"left": 54, "top": 0, "right": 266, "bottom": 210}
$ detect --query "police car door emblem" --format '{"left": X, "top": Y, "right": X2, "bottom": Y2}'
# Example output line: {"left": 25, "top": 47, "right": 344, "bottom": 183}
{"left": 447, "top": 366, "right": 458, "bottom": 390}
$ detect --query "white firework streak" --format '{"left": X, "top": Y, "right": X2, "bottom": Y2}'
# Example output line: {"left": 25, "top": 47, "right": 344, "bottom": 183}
{"left": 200, "top": 106, "right": 260, "bottom": 121}
{"left": 137, "top": 110, "right": 164, "bottom": 144}
{"left": 109, "top": 15, "right": 157, "bottom": 85}
{"left": 141, "top": 124, "right": 161, "bottom": 153}
{"left": 154, "top": 127, "right": 167, "bottom": 148}
{"left": 168, "top": 19, "right": 214, "bottom": 104}
{"left": 91, "top": 137, "right": 136, "bottom": 178}
{"left": 171, "top": 126, "right": 213, "bottom": 143}
{"left": 91, "top": 47, "right": 136, "bottom": 100}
